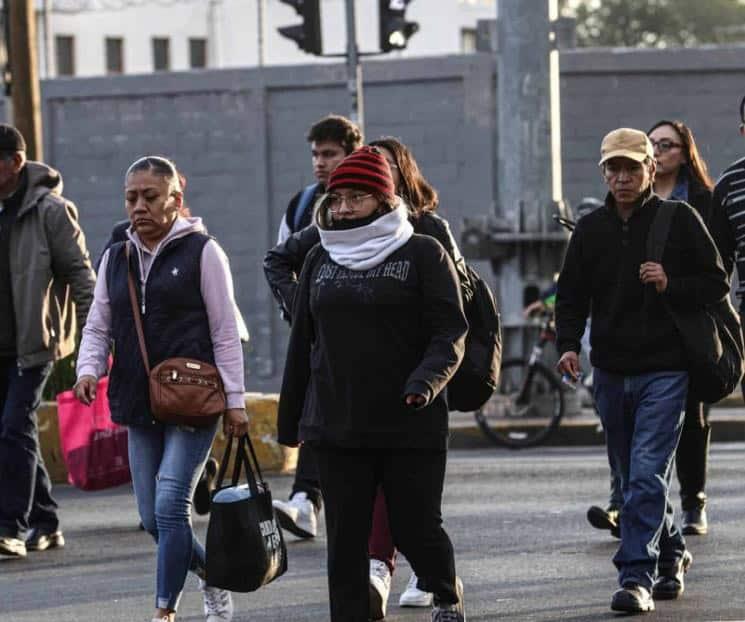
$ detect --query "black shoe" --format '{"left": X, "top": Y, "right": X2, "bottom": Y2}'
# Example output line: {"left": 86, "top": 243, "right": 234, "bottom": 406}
{"left": 653, "top": 550, "right": 692, "bottom": 600}
{"left": 611, "top": 583, "right": 654, "bottom": 613}
{"left": 431, "top": 577, "right": 465, "bottom": 622}
{"left": 681, "top": 507, "right": 707, "bottom": 535}
{"left": 587, "top": 505, "right": 620, "bottom": 538}
{"left": 25, "top": 529, "right": 64, "bottom": 552}
{"left": 194, "top": 457, "right": 219, "bottom": 516}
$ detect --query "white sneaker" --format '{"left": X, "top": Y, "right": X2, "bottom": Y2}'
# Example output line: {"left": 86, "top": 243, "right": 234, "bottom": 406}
{"left": 199, "top": 579, "right": 234, "bottom": 622}
{"left": 272, "top": 491, "right": 317, "bottom": 538}
{"left": 369, "top": 559, "right": 391, "bottom": 621}
{"left": 400, "top": 572, "right": 434, "bottom": 607}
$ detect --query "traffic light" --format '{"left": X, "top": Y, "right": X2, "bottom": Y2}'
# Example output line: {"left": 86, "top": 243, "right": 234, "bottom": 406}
{"left": 379, "top": 0, "right": 419, "bottom": 53}
{"left": 277, "top": 0, "right": 322, "bottom": 56}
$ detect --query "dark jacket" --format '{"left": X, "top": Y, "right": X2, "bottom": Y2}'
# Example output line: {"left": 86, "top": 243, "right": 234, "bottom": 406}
{"left": 95, "top": 219, "right": 129, "bottom": 272}
{"left": 555, "top": 192, "right": 729, "bottom": 375}
{"left": 8, "top": 162, "right": 95, "bottom": 368}
{"left": 277, "top": 235, "right": 468, "bottom": 449}
{"left": 708, "top": 155, "right": 745, "bottom": 289}
{"left": 264, "top": 210, "right": 472, "bottom": 322}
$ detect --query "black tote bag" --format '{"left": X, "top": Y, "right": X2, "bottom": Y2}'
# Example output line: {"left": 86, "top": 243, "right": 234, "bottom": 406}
{"left": 206, "top": 434, "right": 288, "bottom": 592}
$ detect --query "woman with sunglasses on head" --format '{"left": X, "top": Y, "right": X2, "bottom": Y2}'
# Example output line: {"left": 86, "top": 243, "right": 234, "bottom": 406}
{"left": 74, "top": 156, "right": 249, "bottom": 622}
{"left": 647, "top": 121, "right": 716, "bottom": 537}
{"left": 265, "top": 137, "right": 471, "bottom": 619}
{"left": 277, "top": 146, "right": 468, "bottom": 622}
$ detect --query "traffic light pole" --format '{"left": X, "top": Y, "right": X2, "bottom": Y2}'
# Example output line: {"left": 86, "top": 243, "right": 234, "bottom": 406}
{"left": 344, "top": 0, "right": 364, "bottom": 132}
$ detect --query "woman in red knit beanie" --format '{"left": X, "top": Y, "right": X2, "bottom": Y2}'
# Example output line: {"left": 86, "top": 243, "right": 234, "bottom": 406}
{"left": 277, "top": 145, "right": 468, "bottom": 622}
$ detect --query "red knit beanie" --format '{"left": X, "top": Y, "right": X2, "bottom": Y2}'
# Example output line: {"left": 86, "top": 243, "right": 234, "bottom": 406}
{"left": 327, "top": 146, "right": 396, "bottom": 200}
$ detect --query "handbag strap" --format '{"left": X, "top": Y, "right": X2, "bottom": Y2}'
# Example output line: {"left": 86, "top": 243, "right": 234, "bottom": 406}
{"left": 214, "top": 434, "right": 263, "bottom": 498}
{"left": 125, "top": 242, "right": 151, "bottom": 375}
{"left": 646, "top": 200, "right": 677, "bottom": 263}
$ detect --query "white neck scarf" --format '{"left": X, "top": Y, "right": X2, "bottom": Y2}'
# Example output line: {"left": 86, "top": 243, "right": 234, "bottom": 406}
{"left": 318, "top": 202, "right": 414, "bottom": 271}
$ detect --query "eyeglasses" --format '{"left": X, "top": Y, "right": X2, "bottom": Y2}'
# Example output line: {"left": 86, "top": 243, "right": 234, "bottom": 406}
{"left": 650, "top": 139, "right": 682, "bottom": 153}
{"left": 327, "top": 192, "right": 374, "bottom": 213}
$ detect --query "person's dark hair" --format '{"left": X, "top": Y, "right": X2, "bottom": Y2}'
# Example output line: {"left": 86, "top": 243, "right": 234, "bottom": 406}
{"left": 368, "top": 136, "right": 439, "bottom": 218}
{"left": 647, "top": 120, "right": 714, "bottom": 191}
{"left": 125, "top": 155, "right": 183, "bottom": 195}
{"left": 307, "top": 115, "right": 363, "bottom": 155}
{"left": 740, "top": 95, "right": 745, "bottom": 124}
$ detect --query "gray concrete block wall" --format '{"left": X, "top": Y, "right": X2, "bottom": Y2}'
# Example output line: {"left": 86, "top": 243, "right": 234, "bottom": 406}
{"left": 33, "top": 46, "right": 745, "bottom": 390}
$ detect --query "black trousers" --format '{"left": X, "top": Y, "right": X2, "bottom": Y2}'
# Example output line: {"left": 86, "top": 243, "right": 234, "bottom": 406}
{"left": 315, "top": 445, "right": 457, "bottom": 622}
{"left": 291, "top": 443, "right": 323, "bottom": 511}
{"left": 675, "top": 394, "right": 711, "bottom": 510}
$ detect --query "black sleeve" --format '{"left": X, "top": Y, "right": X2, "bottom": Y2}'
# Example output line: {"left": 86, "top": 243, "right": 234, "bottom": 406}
{"left": 555, "top": 220, "right": 591, "bottom": 356}
{"left": 404, "top": 238, "right": 468, "bottom": 406}
{"left": 707, "top": 179, "right": 737, "bottom": 279}
{"left": 263, "top": 225, "right": 322, "bottom": 323}
{"left": 416, "top": 213, "right": 474, "bottom": 303}
{"left": 276, "top": 245, "right": 321, "bottom": 447}
{"left": 664, "top": 204, "right": 730, "bottom": 309}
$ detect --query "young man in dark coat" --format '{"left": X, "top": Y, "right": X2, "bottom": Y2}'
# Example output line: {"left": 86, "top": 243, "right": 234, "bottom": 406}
{"left": 272, "top": 115, "right": 363, "bottom": 540}
{"left": 556, "top": 128, "right": 729, "bottom": 613}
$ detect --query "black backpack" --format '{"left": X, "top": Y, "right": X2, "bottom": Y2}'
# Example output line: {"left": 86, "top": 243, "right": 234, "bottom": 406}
{"left": 447, "top": 264, "right": 502, "bottom": 412}
{"left": 647, "top": 200, "right": 744, "bottom": 403}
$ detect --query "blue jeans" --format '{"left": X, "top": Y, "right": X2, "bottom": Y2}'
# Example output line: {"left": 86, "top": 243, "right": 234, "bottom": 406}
{"left": 128, "top": 422, "right": 217, "bottom": 611}
{"left": 0, "top": 358, "right": 56, "bottom": 538}
{"left": 593, "top": 368, "right": 688, "bottom": 590}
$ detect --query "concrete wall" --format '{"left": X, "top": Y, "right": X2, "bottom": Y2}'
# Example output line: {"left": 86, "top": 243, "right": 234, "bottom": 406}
{"left": 32, "top": 44, "right": 745, "bottom": 391}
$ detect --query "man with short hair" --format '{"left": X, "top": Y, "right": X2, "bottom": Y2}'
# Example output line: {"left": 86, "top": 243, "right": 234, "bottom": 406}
{"left": 276, "top": 114, "right": 363, "bottom": 244}
{"left": 272, "top": 115, "right": 362, "bottom": 539}
{"left": 556, "top": 128, "right": 728, "bottom": 613}
{"left": 0, "top": 124, "right": 95, "bottom": 558}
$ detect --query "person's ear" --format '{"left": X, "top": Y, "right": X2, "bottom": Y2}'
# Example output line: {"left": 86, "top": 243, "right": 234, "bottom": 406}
{"left": 740, "top": 123, "right": 745, "bottom": 137}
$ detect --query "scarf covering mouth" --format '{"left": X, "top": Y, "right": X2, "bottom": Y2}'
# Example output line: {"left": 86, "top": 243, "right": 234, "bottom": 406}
{"left": 318, "top": 202, "right": 414, "bottom": 271}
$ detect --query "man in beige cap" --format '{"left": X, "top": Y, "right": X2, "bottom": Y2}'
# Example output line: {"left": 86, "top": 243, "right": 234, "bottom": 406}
{"left": 554, "top": 128, "right": 729, "bottom": 613}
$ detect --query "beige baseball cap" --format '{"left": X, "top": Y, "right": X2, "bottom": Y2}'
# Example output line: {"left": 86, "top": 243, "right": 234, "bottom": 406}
{"left": 598, "top": 128, "right": 654, "bottom": 166}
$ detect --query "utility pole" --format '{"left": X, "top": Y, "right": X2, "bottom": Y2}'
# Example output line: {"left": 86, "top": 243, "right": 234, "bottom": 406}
{"left": 9, "top": 0, "right": 42, "bottom": 160}
{"left": 257, "top": 0, "right": 265, "bottom": 66}
{"left": 344, "top": 0, "right": 364, "bottom": 131}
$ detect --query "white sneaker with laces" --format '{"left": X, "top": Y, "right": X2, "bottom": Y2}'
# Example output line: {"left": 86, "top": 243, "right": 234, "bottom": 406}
{"left": 199, "top": 579, "right": 234, "bottom": 622}
{"left": 400, "top": 572, "right": 434, "bottom": 607}
{"left": 272, "top": 491, "right": 317, "bottom": 538}
{"left": 368, "top": 559, "right": 392, "bottom": 621}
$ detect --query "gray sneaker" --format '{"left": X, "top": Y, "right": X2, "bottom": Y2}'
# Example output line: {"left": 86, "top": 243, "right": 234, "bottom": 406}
{"left": 431, "top": 577, "right": 465, "bottom": 622}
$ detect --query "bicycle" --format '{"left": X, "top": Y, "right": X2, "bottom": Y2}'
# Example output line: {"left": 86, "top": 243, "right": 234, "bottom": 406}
{"left": 474, "top": 309, "right": 567, "bottom": 448}
{"left": 473, "top": 213, "right": 586, "bottom": 448}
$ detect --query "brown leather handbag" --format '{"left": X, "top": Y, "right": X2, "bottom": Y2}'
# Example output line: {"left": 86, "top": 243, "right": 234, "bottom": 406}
{"left": 126, "top": 243, "right": 226, "bottom": 427}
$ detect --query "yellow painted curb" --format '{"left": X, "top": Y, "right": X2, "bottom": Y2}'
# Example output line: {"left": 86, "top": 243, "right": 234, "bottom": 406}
{"left": 39, "top": 393, "right": 296, "bottom": 485}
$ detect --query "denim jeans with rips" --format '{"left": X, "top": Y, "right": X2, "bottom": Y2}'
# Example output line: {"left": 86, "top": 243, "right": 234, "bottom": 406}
{"left": 593, "top": 368, "right": 688, "bottom": 590}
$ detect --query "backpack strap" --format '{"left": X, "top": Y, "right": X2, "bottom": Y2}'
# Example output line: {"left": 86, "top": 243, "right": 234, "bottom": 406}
{"left": 647, "top": 199, "right": 678, "bottom": 263}
{"left": 292, "top": 183, "right": 319, "bottom": 232}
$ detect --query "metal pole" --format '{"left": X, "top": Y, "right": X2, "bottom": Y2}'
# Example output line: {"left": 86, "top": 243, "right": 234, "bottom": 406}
{"left": 257, "top": 0, "right": 265, "bottom": 66}
{"left": 9, "top": 0, "right": 42, "bottom": 160}
{"left": 344, "top": 0, "right": 364, "bottom": 131}
{"left": 43, "top": 0, "right": 53, "bottom": 78}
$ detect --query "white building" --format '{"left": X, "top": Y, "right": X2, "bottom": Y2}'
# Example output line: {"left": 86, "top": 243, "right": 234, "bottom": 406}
{"left": 38, "top": 0, "right": 496, "bottom": 78}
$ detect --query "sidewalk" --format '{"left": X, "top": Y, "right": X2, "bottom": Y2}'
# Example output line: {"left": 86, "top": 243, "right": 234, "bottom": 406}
{"left": 448, "top": 400, "right": 745, "bottom": 449}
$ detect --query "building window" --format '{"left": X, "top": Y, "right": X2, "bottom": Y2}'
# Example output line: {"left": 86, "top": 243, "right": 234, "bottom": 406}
{"left": 105, "top": 37, "right": 124, "bottom": 74}
{"left": 55, "top": 35, "right": 75, "bottom": 76}
{"left": 189, "top": 38, "right": 207, "bottom": 69}
{"left": 461, "top": 28, "right": 477, "bottom": 54}
{"left": 152, "top": 37, "right": 170, "bottom": 71}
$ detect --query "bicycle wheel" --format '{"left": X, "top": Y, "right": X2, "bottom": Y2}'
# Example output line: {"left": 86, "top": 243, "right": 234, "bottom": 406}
{"left": 474, "top": 358, "right": 565, "bottom": 448}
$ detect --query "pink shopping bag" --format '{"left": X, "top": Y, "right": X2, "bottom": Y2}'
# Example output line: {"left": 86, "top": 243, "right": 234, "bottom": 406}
{"left": 56, "top": 376, "right": 131, "bottom": 491}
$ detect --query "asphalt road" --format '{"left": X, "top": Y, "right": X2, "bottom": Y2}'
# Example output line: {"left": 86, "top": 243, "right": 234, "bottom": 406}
{"left": 2, "top": 445, "right": 745, "bottom": 622}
